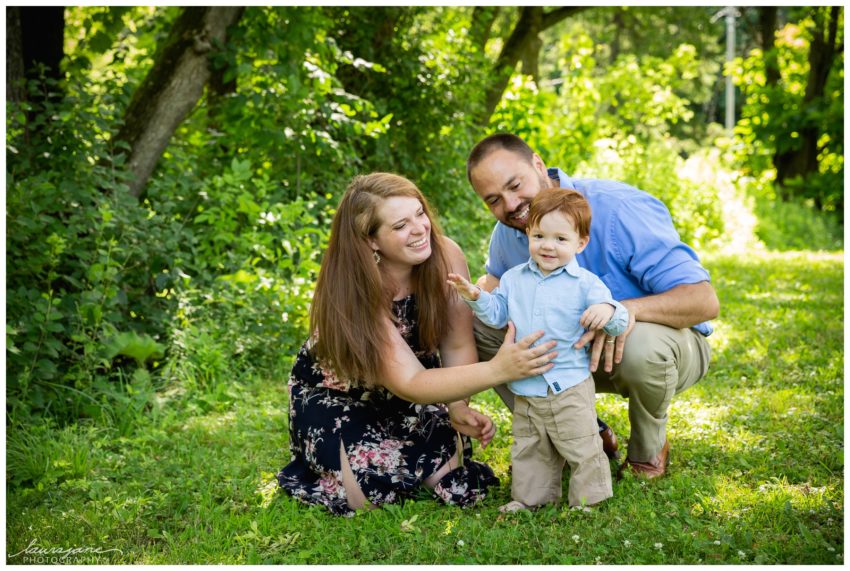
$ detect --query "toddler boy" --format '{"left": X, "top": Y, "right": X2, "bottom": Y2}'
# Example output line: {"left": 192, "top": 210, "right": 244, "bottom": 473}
{"left": 448, "top": 188, "right": 627, "bottom": 511}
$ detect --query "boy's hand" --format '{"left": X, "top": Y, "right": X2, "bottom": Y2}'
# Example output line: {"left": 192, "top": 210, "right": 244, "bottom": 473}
{"left": 580, "top": 303, "right": 615, "bottom": 330}
{"left": 447, "top": 273, "right": 480, "bottom": 301}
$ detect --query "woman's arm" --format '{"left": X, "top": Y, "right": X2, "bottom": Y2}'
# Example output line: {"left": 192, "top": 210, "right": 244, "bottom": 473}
{"left": 375, "top": 237, "right": 556, "bottom": 404}
{"left": 377, "top": 319, "right": 555, "bottom": 404}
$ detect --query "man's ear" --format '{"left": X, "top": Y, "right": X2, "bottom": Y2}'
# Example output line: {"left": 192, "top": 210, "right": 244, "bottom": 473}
{"left": 576, "top": 235, "right": 590, "bottom": 254}
{"left": 531, "top": 153, "right": 548, "bottom": 177}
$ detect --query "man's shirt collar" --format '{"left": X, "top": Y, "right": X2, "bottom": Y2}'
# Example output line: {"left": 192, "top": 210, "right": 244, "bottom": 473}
{"left": 547, "top": 167, "right": 574, "bottom": 188}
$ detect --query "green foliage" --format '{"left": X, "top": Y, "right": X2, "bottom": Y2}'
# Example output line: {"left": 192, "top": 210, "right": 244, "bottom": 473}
{"left": 102, "top": 331, "right": 165, "bottom": 368}
{"left": 200, "top": 7, "right": 389, "bottom": 200}
{"left": 741, "top": 176, "right": 844, "bottom": 251}
{"left": 752, "top": 197, "right": 843, "bottom": 252}
{"left": 578, "top": 136, "right": 723, "bottom": 249}
{"left": 6, "top": 76, "right": 184, "bottom": 422}
{"left": 732, "top": 8, "right": 844, "bottom": 215}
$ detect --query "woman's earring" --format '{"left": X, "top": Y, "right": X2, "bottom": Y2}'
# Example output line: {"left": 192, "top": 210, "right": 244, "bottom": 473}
{"left": 373, "top": 250, "right": 381, "bottom": 264}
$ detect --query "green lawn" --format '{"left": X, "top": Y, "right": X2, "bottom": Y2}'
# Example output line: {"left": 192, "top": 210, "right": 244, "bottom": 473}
{"left": 6, "top": 250, "right": 844, "bottom": 564}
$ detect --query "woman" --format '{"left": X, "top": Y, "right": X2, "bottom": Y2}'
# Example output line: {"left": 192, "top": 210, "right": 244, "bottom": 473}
{"left": 277, "top": 173, "right": 557, "bottom": 516}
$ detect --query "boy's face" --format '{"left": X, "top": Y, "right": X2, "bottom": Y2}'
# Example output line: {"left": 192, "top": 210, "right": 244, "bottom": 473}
{"left": 470, "top": 148, "right": 553, "bottom": 231}
{"left": 527, "top": 210, "right": 588, "bottom": 275}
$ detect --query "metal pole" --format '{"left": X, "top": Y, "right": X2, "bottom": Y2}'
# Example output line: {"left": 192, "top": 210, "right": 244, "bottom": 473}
{"left": 725, "top": 10, "right": 737, "bottom": 130}
{"left": 712, "top": 7, "right": 740, "bottom": 131}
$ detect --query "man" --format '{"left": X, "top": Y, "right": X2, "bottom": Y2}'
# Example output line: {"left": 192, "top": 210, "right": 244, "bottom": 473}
{"left": 467, "top": 133, "right": 719, "bottom": 479}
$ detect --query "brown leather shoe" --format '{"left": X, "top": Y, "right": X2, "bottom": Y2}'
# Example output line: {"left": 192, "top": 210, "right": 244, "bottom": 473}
{"left": 619, "top": 440, "right": 670, "bottom": 480}
{"left": 599, "top": 426, "right": 620, "bottom": 460}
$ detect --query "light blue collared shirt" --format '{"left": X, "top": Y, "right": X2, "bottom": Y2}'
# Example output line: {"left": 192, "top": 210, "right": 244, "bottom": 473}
{"left": 484, "top": 168, "right": 714, "bottom": 336}
{"left": 468, "top": 257, "right": 628, "bottom": 397}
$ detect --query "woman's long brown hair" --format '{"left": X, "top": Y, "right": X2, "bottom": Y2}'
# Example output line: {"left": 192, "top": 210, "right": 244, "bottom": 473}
{"left": 309, "top": 173, "right": 451, "bottom": 387}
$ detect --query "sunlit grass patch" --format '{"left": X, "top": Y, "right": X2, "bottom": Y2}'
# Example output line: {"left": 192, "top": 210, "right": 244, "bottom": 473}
{"left": 181, "top": 410, "right": 238, "bottom": 432}
{"left": 6, "top": 251, "right": 844, "bottom": 564}
{"left": 695, "top": 474, "right": 841, "bottom": 530}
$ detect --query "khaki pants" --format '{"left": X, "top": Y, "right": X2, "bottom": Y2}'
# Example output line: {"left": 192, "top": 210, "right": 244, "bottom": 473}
{"left": 511, "top": 377, "right": 612, "bottom": 508}
{"left": 474, "top": 318, "right": 711, "bottom": 463}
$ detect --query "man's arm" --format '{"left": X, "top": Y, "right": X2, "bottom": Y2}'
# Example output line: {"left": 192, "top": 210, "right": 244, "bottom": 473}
{"left": 475, "top": 273, "right": 500, "bottom": 293}
{"left": 576, "top": 280, "right": 719, "bottom": 373}
{"left": 621, "top": 281, "right": 719, "bottom": 330}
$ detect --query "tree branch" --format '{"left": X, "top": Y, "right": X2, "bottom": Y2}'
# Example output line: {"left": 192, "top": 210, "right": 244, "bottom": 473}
{"left": 542, "top": 6, "right": 587, "bottom": 30}
{"left": 115, "top": 7, "right": 243, "bottom": 198}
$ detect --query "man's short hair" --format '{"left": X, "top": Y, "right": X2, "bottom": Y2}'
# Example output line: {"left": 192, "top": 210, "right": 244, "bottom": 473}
{"left": 466, "top": 133, "right": 535, "bottom": 182}
{"left": 528, "top": 188, "right": 591, "bottom": 239}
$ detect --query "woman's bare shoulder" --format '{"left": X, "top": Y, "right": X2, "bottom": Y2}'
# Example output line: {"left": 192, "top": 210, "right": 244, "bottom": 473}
{"left": 440, "top": 236, "right": 468, "bottom": 264}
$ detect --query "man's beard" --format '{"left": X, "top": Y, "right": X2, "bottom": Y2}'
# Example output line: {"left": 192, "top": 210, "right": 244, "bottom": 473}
{"left": 504, "top": 171, "right": 552, "bottom": 231}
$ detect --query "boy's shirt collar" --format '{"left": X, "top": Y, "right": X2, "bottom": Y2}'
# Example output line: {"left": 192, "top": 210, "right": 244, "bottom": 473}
{"left": 524, "top": 257, "right": 582, "bottom": 279}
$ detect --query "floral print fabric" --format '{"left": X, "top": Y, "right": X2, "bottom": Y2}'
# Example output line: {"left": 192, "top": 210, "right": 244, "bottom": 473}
{"left": 277, "top": 295, "right": 498, "bottom": 516}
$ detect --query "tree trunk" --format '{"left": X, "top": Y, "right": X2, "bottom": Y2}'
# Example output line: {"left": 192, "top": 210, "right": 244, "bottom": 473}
{"left": 469, "top": 6, "right": 500, "bottom": 51}
{"left": 19, "top": 6, "right": 65, "bottom": 84}
{"left": 6, "top": 6, "right": 65, "bottom": 144}
{"left": 114, "top": 6, "right": 243, "bottom": 198}
{"left": 759, "top": 6, "right": 780, "bottom": 86}
{"left": 774, "top": 6, "right": 841, "bottom": 188}
{"left": 610, "top": 8, "right": 626, "bottom": 63}
{"left": 478, "top": 6, "right": 586, "bottom": 126}
{"left": 6, "top": 7, "right": 25, "bottom": 104}
{"left": 521, "top": 33, "right": 543, "bottom": 82}
{"left": 208, "top": 7, "right": 245, "bottom": 103}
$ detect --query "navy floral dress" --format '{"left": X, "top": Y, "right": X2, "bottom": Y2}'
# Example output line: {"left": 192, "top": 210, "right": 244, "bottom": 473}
{"left": 277, "top": 295, "right": 499, "bottom": 516}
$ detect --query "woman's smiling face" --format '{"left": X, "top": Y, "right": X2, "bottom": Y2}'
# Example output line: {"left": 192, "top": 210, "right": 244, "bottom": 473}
{"left": 369, "top": 195, "right": 432, "bottom": 268}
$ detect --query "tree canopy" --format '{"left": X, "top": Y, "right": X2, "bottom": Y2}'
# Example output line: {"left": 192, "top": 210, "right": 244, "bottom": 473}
{"left": 5, "top": 6, "right": 844, "bottom": 422}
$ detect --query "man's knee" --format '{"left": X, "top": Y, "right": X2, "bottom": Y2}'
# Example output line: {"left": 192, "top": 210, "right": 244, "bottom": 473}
{"left": 473, "top": 317, "right": 506, "bottom": 363}
{"left": 610, "top": 323, "right": 710, "bottom": 415}
{"left": 613, "top": 323, "right": 681, "bottom": 387}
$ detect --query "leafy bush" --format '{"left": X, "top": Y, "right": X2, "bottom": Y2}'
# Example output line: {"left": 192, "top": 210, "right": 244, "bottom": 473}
{"left": 732, "top": 10, "right": 844, "bottom": 216}
{"left": 6, "top": 78, "right": 186, "bottom": 422}
{"left": 742, "top": 177, "right": 844, "bottom": 251}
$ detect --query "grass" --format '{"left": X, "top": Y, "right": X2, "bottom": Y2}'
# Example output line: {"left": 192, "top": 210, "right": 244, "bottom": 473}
{"left": 6, "top": 250, "right": 844, "bottom": 564}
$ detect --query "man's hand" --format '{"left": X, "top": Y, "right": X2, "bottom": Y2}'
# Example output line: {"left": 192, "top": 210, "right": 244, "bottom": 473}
{"left": 575, "top": 303, "right": 637, "bottom": 373}
{"left": 475, "top": 273, "right": 500, "bottom": 293}
{"left": 447, "top": 273, "right": 481, "bottom": 301}
{"left": 447, "top": 402, "right": 496, "bottom": 448}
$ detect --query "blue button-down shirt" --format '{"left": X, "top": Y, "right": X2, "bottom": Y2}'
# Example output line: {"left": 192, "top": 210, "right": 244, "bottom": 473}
{"left": 468, "top": 257, "right": 628, "bottom": 397}
{"left": 484, "top": 168, "right": 714, "bottom": 336}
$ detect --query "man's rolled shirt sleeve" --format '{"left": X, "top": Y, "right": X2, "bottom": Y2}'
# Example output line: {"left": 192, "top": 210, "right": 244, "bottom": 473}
{"left": 609, "top": 196, "right": 711, "bottom": 295}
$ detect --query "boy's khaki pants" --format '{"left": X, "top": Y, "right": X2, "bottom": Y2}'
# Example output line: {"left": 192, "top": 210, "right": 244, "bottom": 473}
{"left": 511, "top": 377, "right": 613, "bottom": 508}
{"left": 476, "top": 319, "right": 711, "bottom": 463}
